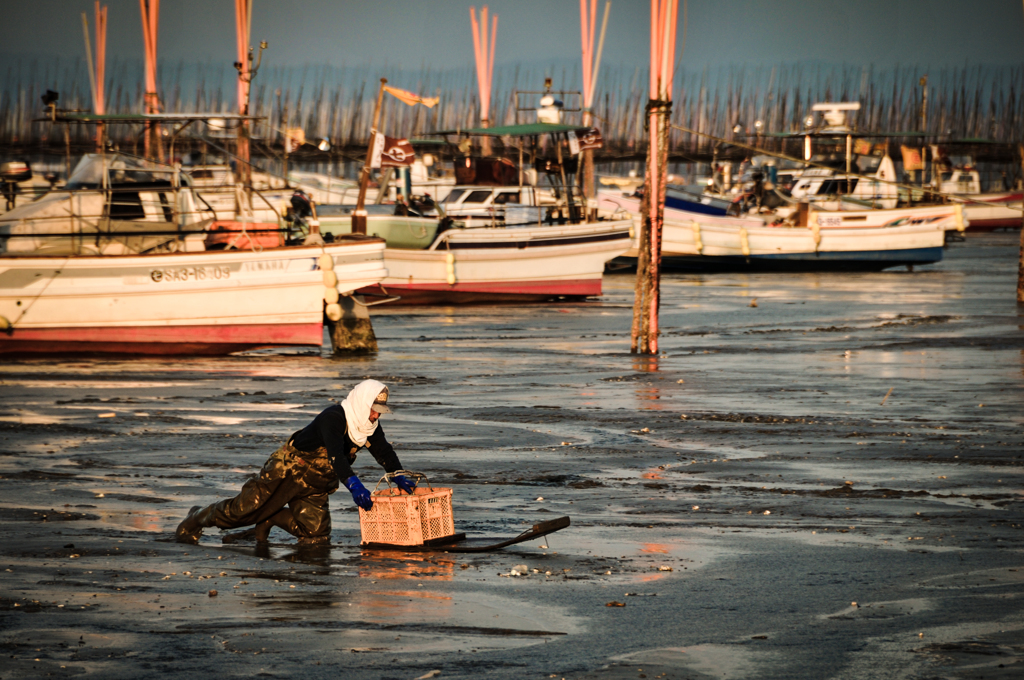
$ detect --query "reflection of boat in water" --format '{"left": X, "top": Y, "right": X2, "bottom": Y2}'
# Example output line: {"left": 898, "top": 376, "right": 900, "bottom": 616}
{"left": 0, "top": 153, "right": 386, "bottom": 354}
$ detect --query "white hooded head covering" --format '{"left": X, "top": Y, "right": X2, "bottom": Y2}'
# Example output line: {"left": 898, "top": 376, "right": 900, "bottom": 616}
{"left": 340, "top": 379, "right": 388, "bottom": 446}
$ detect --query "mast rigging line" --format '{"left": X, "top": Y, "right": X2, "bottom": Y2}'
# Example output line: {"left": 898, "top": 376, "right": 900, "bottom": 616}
{"left": 669, "top": 122, "right": 1024, "bottom": 212}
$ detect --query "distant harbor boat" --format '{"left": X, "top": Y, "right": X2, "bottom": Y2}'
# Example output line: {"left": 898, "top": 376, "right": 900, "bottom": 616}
{"left": 598, "top": 190, "right": 963, "bottom": 271}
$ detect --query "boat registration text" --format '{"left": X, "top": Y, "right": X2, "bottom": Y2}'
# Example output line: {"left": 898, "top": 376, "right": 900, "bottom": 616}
{"left": 151, "top": 266, "right": 232, "bottom": 282}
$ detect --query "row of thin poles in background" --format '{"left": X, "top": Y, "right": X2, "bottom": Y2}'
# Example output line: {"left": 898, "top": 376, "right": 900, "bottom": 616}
{"left": 0, "top": 58, "right": 1022, "bottom": 153}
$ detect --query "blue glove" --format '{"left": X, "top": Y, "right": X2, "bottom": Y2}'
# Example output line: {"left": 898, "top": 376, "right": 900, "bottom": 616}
{"left": 393, "top": 474, "right": 416, "bottom": 495}
{"left": 343, "top": 475, "right": 373, "bottom": 511}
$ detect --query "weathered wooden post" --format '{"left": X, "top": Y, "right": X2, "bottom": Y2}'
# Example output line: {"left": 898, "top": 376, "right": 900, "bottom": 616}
{"left": 631, "top": 0, "right": 678, "bottom": 355}
{"left": 1018, "top": 145, "right": 1024, "bottom": 303}
{"left": 353, "top": 79, "right": 388, "bottom": 235}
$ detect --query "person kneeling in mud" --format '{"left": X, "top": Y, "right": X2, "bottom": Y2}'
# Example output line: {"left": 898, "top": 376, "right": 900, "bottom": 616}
{"left": 174, "top": 379, "right": 415, "bottom": 545}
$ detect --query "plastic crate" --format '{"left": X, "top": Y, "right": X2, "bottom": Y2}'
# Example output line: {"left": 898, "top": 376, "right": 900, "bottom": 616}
{"left": 359, "top": 486, "right": 456, "bottom": 546}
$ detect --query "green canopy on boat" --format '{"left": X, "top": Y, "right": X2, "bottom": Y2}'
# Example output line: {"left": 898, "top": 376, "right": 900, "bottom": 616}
{"left": 427, "top": 122, "right": 584, "bottom": 137}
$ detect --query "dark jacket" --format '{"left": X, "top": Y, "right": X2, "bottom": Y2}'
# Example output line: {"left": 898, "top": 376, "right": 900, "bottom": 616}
{"left": 288, "top": 404, "right": 402, "bottom": 481}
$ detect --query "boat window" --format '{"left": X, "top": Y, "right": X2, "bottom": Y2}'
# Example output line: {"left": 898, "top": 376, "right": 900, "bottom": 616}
{"left": 65, "top": 156, "right": 104, "bottom": 189}
{"left": 190, "top": 169, "right": 215, "bottom": 179}
{"left": 441, "top": 188, "right": 466, "bottom": 203}
{"left": 857, "top": 156, "right": 881, "bottom": 173}
{"left": 108, "top": 190, "right": 146, "bottom": 220}
{"left": 158, "top": 192, "right": 174, "bottom": 222}
{"left": 494, "top": 192, "right": 520, "bottom": 204}
{"left": 817, "top": 179, "right": 858, "bottom": 194}
{"left": 940, "top": 172, "right": 954, "bottom": 181}
{"left": 463, "top": 190, "right": 493, "bottom": 204}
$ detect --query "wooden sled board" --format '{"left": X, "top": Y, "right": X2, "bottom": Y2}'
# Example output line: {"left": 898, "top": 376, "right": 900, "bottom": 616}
{"left": 361, "top": 516, "right": 570, "bottom": 553}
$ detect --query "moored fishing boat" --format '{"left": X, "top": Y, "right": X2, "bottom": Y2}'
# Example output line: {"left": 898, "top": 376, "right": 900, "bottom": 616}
{"left": 0, "top": 153, "right": 387, "bottom": 354}
{"left": 310, "top": 104, "right": 633, "bottom": 304}
{"left": 317, "top": 211, "right": 631, "bottom": 304}
{"left": 598, "top": 190, "right": 963, "bottom": 271}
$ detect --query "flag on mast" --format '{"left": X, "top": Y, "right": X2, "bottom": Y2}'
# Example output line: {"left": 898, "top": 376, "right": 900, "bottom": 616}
{"left": 383, "top": 85, "right": 439, "bottom": 108}
{"left": 369, "top": 132, "right": 416, "bottom": 168}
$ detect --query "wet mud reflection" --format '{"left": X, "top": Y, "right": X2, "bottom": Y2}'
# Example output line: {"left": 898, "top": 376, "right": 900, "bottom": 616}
{"left": 1, "top": 233, "right": 1023, "bottom": 678}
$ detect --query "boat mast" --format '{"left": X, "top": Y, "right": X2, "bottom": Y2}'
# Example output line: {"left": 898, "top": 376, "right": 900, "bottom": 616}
{"left": 353, "top": 79, "right": 388, "bottom": 235}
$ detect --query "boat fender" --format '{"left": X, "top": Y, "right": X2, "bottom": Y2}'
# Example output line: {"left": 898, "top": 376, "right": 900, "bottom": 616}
{"left": 324, "top": 287, "right": 340, "bottom": 304}
{"left": 954, "top": 204, "right": 966, "bottom": 232}
{"left": 323, "top": 270, "right": 338, "bottom": 288}
{"left": 808, "top": 211, "right": 821, "bottom": 251}
{"left": 0, "top": 315, "right": 12, "bottom": 335}
{"left": 445, "top": 251, "right": 456, "bottom": 285}
{"left": 739, "top": 227, "right": 750, "bottom": 257}
{"left": 317, "top": 254, "right": 334, "bottom": 271}
{"left": 691, "top": 221, "right": 703, "bottom": 255}
{"left": 325, "top": 303, "right": 343, "bottom": 321}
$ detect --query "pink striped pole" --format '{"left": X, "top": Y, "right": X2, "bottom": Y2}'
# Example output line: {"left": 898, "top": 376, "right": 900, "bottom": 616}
{"left": 235, "top": 0, "right": 251, "bottom": 182}
{"left": 139, "top": 0, "right": 160, "bottom": 158}
{"left": 94, "top": 2, "right": 106, "bottom": 115}
{"left": 469, "top": 6, "right": 497, "bottom": 153}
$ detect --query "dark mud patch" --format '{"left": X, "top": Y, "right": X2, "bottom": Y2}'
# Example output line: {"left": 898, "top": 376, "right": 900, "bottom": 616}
{"left": 601, "top": 373, "right": 665, "bottom": 383}
{"left": 684, "top": 412, "right": 822, "bottom": 425}
{"left": 0, "top": 422, "right": 104, "bottom": 435}
{"left": 490, "top": 473, "right": 605, "bottom": 488}
{"left": 877, "top": 314, "right": 958, "bottom": 328}
{"left": 2, "top": 469, "right": 79, "bottom": 480}
{"left": 0, "top": 507, "right": 99, "bottom": 521}
{"left": 102, "top": 493, "right": 173, "bottom": 504}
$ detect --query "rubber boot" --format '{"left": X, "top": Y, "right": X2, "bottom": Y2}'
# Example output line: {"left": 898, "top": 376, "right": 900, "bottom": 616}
{"left": 253, "top": 508, "right": 302, "bottom": 544}
{"left": 174, "top": 506, "right": 204, "bottom": 544}
{"left": 220, "top": 527, "right": 259, "bottom": 544}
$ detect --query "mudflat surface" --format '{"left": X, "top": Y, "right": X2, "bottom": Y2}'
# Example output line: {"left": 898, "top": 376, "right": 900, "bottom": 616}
{"left": 1, "top": 232, "right": 1022, "bottom": 680}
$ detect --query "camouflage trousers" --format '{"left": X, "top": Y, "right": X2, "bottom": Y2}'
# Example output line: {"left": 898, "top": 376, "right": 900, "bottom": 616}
{"left": 192, "top": 441, "right": 340, "bottom": 543}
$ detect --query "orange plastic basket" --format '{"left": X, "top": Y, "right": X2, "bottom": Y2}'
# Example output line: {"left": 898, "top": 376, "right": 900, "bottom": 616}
{"left": 358, "top": 474, "right": 455, "bottom": 546}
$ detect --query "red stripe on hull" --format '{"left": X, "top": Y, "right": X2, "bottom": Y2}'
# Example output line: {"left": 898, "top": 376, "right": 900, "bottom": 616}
{"left": 0, "top": 323, "right": 323, "bottom": 355}
{"left": 360, "top": 278, "right": 602, "bottom": 305}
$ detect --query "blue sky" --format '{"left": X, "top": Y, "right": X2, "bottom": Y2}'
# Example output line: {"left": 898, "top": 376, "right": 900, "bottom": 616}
{"left": 1, "top": 0, "right": 1022, "bottom": 70}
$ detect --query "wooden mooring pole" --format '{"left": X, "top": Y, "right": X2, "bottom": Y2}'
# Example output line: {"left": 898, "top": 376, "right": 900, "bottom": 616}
{"left": 353, "top": 78, "right": 387, "bottom": 235}
{"left": 1018, "top": 144, "right": 1024, "bottom": 303}
{"left": 631, "top": 0, "right": 678, "bottom": 355}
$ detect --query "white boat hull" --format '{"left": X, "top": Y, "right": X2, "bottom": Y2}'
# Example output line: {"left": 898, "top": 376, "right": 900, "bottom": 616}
{"left": 598, "top": 192, "right": 956, "bottom": 271}
{"left": 362, "top": 220, "right": 633, "bottom": 304}
{"left": 0, "top": 239, "right": 387, "bottom": 354}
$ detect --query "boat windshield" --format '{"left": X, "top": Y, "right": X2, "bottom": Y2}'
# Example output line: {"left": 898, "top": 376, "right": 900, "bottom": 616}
{"left": 856, "top": 155, "right": 882, "bottom": 173}
{"left": 441, "top": 188, "right": 466, "bottom": 203}
{"left": 66, "top": 153, "right": 176, "bottom": 190}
